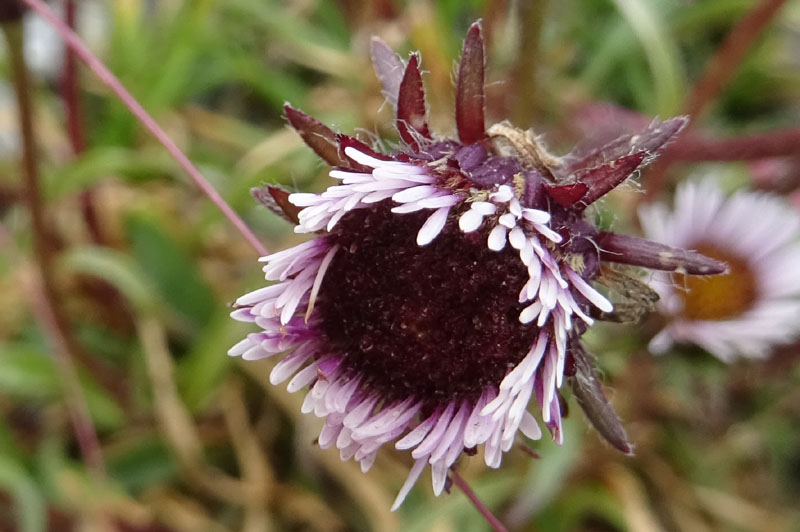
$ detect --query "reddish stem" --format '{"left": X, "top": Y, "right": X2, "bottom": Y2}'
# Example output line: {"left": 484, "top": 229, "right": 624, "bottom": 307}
{"left": 644, "top": 0, "right": 789, "bottom": 200}
{"left": 61, "top": 0, "right": 85, "bottom": 153}
{"left": 2, "top": 20, "right": 106, "bottom": 479}
{"left": 29, "top": 254, "right": 108, "bottom": 479}
{"left": 450, "top": 470, "right": 510, "bottom": 532}
{"left": 684, "top": 0, "right": 789, "bottom": 119}
{"left": 22, "top": 0, "right": 268, "bottom": 256}
{"left": 60, "top": 0, "right": 105, "bottom": 245}
{"left": 518, "top": 443, "right": 542, "bottom": 459}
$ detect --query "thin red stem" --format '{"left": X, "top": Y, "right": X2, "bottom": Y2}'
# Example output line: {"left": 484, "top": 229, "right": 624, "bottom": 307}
{"left": 60, "top": 0, "right": 106, "bottom": 245}
{"left": 2, "top": 224, "right": 107, "bottom": 478}
{"left": 29, "top": 257, "right": 108, "bottom": 478}
{"left": 450, "top": 470, "right": 510, "bottom": 532}
{"left": 684, "top": 0, "right": 789, "bottom": 119}
{"left": 644, "top": 0, "right": 789, "bottom": 200}
{"left": 22, "top": 0, "right": 268, "bottom": 256}
{"left": 2, "top": 20, "right": 106, "bottom": 478}
{"left": 61, "top": 0, "right": 85, "bottom": 153}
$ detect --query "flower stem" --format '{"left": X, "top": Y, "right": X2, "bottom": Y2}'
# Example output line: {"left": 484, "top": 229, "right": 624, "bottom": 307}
{"left": 2, "top": 20, "right": 106, "bottom": 479}
{"left": 21, "top": 0, "right": 268, "bottom": 256}
{"left": 644, "top": 0, "right": 789, "bottom": 200}
{"left": 450, "top": 470, "right": 510, "bottom": 532}
{"left": 683, "top": 0, "right": 789, "bottom": 119}
{"left": 61, "top": 0, "right": 85, "bottom": 153}
{"left": 60, "top": 0, "right": 105, "bottom": 244}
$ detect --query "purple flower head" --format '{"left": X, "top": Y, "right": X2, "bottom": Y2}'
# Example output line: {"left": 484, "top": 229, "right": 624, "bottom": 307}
{"left": 230, "top": 21, "right": 726, "bottom": 509}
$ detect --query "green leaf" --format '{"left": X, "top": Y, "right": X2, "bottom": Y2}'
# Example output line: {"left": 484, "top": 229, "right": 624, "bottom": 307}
{"left": 0, "top": 345, "right": 57, "bottom": 399}
{"left": 106, "top": 435, "right": 179, "bottom": 494}
{"left": 60, "top": 246, "right": 160, "bottom": 314}
{"left": 0, "top": 345, "right": 125, "bottom": 430}
{"left": 0, "top": 417, "right": 25, "bottom": 464}
{"left": 536, "top": 483, "right": 625, "bottom": 532}
{"left": 609, "top": 0, "right": 686, "bottom": 115}
{"left": 177, "top": 310, "right": 248, "bottom": 411}
{"left": 226, "top": 0, "right": 354, "bottom": 78}
{"left": 509, "top": 416, "right": 585, "bottom": 519}
{"left": 125, "top": 214, "right": 217, "bottom": 330}
{"left": 0, "top": 456, "right": 46, "bottom": 532}
{"left": 44, "top": 146, "right": 174, "bottom": 201}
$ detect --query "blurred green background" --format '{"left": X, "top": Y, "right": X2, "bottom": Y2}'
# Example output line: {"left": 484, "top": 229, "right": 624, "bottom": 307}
{"left": 1, "top": 0, "right": 799, "bottom": 530}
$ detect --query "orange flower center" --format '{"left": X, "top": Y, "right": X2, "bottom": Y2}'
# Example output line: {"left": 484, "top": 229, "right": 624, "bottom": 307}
{"left": 677, "top": 243, "right": 756, "bottom": 320}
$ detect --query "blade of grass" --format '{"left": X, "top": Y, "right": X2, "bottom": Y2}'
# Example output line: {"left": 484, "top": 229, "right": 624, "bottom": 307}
{"left": 0, "top": 456, "right": 46, "bottom": 532}
{"left": 609, "top": 0, "right": 685, "bottom": 115}
{"left": 21, "top": 0, "right": 268, "bottom": 256}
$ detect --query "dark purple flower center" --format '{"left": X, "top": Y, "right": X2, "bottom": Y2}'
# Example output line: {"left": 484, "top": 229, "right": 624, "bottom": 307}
{"left": 315, "top": 204, "right": 538, "bottom": 406}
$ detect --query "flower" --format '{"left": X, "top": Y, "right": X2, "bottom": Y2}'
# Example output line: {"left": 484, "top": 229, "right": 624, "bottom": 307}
{"left": 640, "top": 178, "right": 800, "bottom": 361}
{"left": 230, "top": 22, "right": 726, "bottom": 509}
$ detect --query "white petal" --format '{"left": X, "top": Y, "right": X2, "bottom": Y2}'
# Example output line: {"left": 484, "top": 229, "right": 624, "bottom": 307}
{"left": 391, "top": 459, "right": 427, "bottom": 511}
{"left": 459, "top": 209, "right": 485, "bottom": 233}
{"left": 431, "top": 460, "right": 449, "bottom": 496}
{"left": 344, "top": 146, "right": 396, "bottom": 168}
{"left": 288, "top": 193, "right": 323, "bottom": 206}
{"left": 392, "top": 185, "right": 438, "bottom": 203}
{"left": 412, "top": 403, "right": 456, "bottom": 459}
{"left": 305, "top": 245, "right": 339, "bottom": 319}
{"left": 343, "top": 396, "right": 378, "bottom": 429}
{"left": 471, "top": 201, "right": 497, "bottom": 215}
{"left": 463, "top": 391, "right": 495, "bottom": 447}
{"left": 374, "top": 165, "right": 431, "bottom": 180}
{"left": 487, "top": 225, "right": 507, "bottom": 251}
{"left": 391, "top": 201, "right": 425, "bottom": 213}
{"left": 566, "top": 268, "right": 613, "bottom": 312}
{"left": 396, "top": 415, "right": 437, "bottom": 450}
{"left": 520, "top": 302, "right": 543, "bottom": 324}
{"left": 429, "top": 402, "right": 469, "bottom": 463}
{"left": 318, "top": 417, "right": 343, "bottom": 448}
{"left": 522, "top": 208, "right": 550, "bottom": 224}
{"left": 359, "top": 452, "right": 377, "bottom": 473}
{"left": 519, "top": 411, "right": 542, "bottom": 440}
{"left": 235, "top": 284, "right": 284, "bottom": 306}
{"left": 509, "top": 227, "right": 526, "bottom": 250}
{"left": 362, "top": 189, "right": 397, "bottom": 203}
{"left": 286, "top": 361, "right": 320, "bottom": 393}
{"left": 329, "top": 170, "right": 371, "bottom": 182}
{"left": 490, "top": 185, "right": 514, "bottom": 203}
{"left": 269, "top": 348, "right": 313, "bottom": 385}
{"left": 533, "top": 223, "right": 563, "bottom": 243}
{"left": 352, "top": 178, "right": 411, "bottom": 192}
{"left": 417, "top": 194, "right": 462, "bottom": 209}
{"left": 499, "top": 213, "right": 517, "bottom": 228}
{"left": 228, "top": 337, "right": 253, "bottom": 357}
{"left": 519, "top": 239, "right": 535, "bottom": 266}
{"left": 353, "top": 401, "right": 421, "bottom": 440}
{"left": 417, "top": 207, "right": 450, "bottom": 246}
